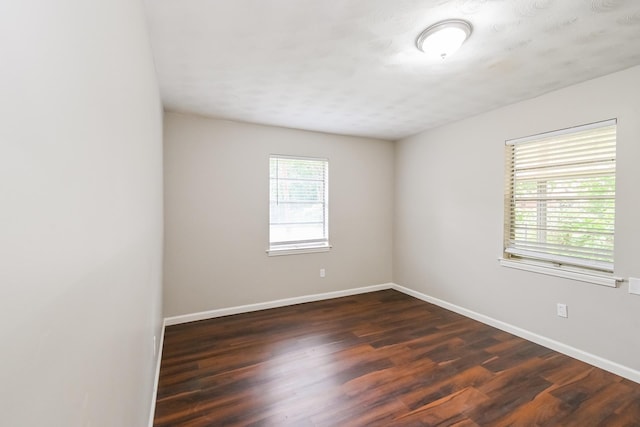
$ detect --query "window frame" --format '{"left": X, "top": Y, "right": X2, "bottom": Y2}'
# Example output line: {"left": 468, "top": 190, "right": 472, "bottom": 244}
{"left": 500, "top": 119, "right": 622, "bottom": 287}
{"left": 267, "top": 154, "right": 331, "bottom": 256}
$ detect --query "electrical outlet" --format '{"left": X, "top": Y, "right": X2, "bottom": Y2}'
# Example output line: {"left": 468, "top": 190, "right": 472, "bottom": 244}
{"left": 629, "top": 277, "right": 640, "bottom": 295}
{"left": 556, "top": 303, "right": 568, "bottom": 318}
{"left": 320, "top": 268, "right": 326, "bottom": 278}
{"left": 153, "top": 335, "right": 157, "bottom": 357}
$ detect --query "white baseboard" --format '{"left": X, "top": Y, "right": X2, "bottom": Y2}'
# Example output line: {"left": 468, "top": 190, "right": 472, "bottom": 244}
{"left": 156, "top": 281, "right": 639, "bottom": 395}
{"left": 147, "top": 320, "right": 166, "bottom": 427}
{"left": 390, "top": 283, "right": 640, "bottom": 384}
{"left": 164, "top": 283, "right": 394, "bottom": 326}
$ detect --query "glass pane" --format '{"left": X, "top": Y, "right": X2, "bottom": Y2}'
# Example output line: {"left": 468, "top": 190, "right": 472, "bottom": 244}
{"left": 270, "top": 223, "right": 325, "bottom": 243}
{"left": 270, "top": 157, "right": 326, "bottom": 181}
{"left": 270, "top": 202, "right": 324, "bottom": 224}
{"left": 272, "top": 180, "right": 324, "bottom": 203}
{"left": 506, "top": 122, "right": 616, "bottom": 268}
{"left": 269, "top": 156, "right": 328, "bottom": 245}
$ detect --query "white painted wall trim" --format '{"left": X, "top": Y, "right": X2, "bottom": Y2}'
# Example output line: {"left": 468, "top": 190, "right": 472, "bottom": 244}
{"left": 147, "top": 320, "right": 166, "bottom": 427}
{"left": 390, "top": 283, "right": 640, "bottom": 384}
{"left": 498, "top": 257, "right": 621, "bottom": 288}
{"left": 164, "top": 283, "right": 394, "bottom": 326}
{"left": 154, "top": 279, "right": 639, "bottom": 424}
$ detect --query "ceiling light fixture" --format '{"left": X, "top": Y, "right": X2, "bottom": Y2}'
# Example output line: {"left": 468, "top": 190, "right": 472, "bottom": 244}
{"left": 416, "top": 19, "right": 472, "bottom": 59}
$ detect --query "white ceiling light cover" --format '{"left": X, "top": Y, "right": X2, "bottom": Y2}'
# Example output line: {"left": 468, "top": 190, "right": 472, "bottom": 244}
{"left": 416, "top": 20, "right": 472, "bottom": 59}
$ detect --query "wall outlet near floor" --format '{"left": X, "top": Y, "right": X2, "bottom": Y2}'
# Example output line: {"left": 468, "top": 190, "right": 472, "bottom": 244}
{"left": 556, "top": 303, "right": 568, "bottom": 318}
{"left": 320, "top": 268, "right": 326, "bottom": 278}
{"left": 629, "top": 277, "right": 640, "bottom": 295}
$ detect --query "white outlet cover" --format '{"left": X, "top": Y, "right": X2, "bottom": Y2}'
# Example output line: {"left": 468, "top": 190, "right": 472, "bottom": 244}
{"left": 629, "top": 277, "right": 640, "bottom": 295}
{"left": 557, "top": 303, "right": 568, "bottom": 318}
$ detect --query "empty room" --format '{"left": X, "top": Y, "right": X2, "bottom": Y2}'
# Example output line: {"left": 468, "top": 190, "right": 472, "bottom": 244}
{"left": 3, "top": 0, "right": 640, "bottom": 426}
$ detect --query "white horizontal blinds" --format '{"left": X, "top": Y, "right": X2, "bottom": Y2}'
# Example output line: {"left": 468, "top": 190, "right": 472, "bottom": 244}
{"left": 270, "top": 156, "right": 328, "bottom": 248}
{"left": 504, "top": 120, "right": 616, "bottom": 272}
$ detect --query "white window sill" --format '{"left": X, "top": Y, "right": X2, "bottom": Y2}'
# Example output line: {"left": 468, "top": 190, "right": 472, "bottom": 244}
{"left": 499, "top": 258, "right": 623, "bottom": 288}
{"left": 267, "top": 244, "right": 332, "bottom": 257}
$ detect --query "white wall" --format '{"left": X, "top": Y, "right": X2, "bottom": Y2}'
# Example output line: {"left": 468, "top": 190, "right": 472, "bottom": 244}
{"left": 163, "top": 113, "right": 393, "bottom": 317}
{"left": 0, "top": 1, "right": 163, "bottom": 426}
{"left": 395, "top": 65, "right": 640, "bottom": 372}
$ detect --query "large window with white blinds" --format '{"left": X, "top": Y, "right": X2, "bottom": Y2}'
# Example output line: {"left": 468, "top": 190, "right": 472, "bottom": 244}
{"left": 503, "top": 119, "right": 616, "bottom": 274}
{"left": 269, "top": 155, "right": 329, "bottom": 254}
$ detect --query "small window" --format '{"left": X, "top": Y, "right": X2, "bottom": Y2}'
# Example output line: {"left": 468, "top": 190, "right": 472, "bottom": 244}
{"left": 268, "top": 155, "right": 329, "bottom": 255}
{"left": 503, "top": 119, "right": 616, "bottom": 275}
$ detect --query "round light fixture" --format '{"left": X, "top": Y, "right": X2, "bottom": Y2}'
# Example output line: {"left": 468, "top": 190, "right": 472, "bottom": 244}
{"left": 416, "top": 19, "right": 472, "bottom": 59}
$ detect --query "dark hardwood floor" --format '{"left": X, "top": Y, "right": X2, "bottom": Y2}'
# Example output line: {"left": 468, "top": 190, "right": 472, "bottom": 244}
{"left": 153, "top": 290, "right": 640, "bottom": 426}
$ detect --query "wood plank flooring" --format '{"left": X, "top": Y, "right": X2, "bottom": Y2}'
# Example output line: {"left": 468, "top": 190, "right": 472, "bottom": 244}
{"left": 153, "top": 290, "right": 640, "bottom": 426}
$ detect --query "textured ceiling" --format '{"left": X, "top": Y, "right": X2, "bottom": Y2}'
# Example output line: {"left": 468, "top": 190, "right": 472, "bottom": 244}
{"left": 144, "top": 0, "right": 640, "bottom": 141}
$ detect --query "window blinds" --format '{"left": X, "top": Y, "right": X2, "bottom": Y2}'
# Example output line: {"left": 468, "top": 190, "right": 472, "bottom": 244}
{"left": 269, "top": 155, "right": 329, "bottom": 249}
{"left": 504, "top": 119, "right": 616, "bottom": 272}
